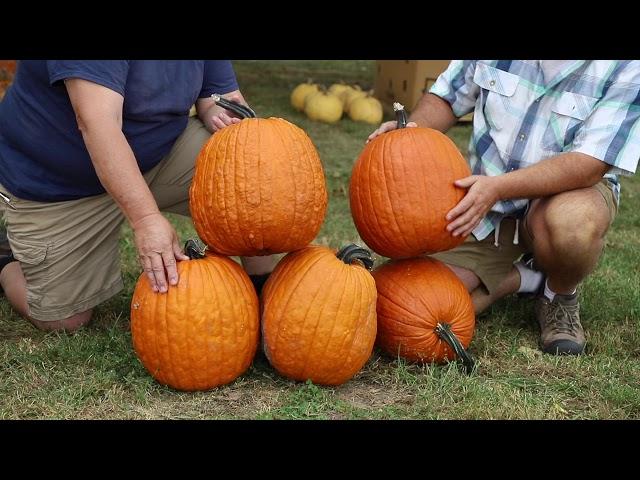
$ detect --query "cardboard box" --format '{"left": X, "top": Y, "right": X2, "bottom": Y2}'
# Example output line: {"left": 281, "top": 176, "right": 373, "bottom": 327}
{"left": 374, "top": 60, "right": 473, "bottom": 122}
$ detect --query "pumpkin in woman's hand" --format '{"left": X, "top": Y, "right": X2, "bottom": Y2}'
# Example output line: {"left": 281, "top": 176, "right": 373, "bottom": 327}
{"left": 261, "top": 244, "right": 378, "bottom": 386}
{"left": 349, "top": 103, "right": 471, "bottom": 259}
{"left": 304, "top": 90, "right": 343, "bottom": 124}
{"left": 190, "top": 99, "right": 328, "bottom": 257}
{"left": 373, "top": 256, "right": 475, "bottom": 371}
{"left": 291, "top": 80, "right": 320, "bottom": 112}
{"left": 348, "top": 92, "right": 383, "bottom": 125}
{"left": 130, "top": 241, "right": 260, "bottom": 391}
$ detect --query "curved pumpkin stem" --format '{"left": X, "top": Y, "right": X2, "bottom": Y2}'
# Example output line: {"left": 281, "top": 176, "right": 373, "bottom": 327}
{"left": 184, "top": 238, "right": 207, "bottom": 260}
{"left": 393, "top": 102, "right": 408, "bottom": 129}
{"left": 336, "top": 243, "right": 374, "bottom": 271}
{"left": 435, "top": 322, "right": 476, "bottom": 374}
{"left": 211, "top": 93, "right": 257, "bottom": 119}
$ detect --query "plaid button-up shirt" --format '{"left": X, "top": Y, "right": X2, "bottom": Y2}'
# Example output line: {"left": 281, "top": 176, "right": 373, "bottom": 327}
{"left": 430, "top": 60, "right": 640, "bottom": 241}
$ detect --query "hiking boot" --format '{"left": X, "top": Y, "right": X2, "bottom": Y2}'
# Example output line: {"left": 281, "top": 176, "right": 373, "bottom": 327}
{"left": 535, "top": 292, "right": 585, "bottom": 355}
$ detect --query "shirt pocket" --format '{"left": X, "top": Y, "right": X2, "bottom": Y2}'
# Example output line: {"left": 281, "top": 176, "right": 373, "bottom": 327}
{"left": 542, "top": 91, "right": 598, "bottom": 152}
{"left": 473, "top": 63, "right": 520, "bottom": 132}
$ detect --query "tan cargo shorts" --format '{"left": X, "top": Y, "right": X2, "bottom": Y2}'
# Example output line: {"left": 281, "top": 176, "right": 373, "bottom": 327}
{"left": 0, "top": 117, "right": 211, "bottom": 321}
{"left": 430, "top": 179, "right": 619, "bottom": 295}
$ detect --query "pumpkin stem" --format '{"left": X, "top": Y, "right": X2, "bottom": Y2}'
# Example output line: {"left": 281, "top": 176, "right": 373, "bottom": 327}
{"left": 184, "top": 238, "right": 207, "bottom": 260}
{"left": 336, "top": 243, "right": 374, "bottom": 271}
{"left": 393, "top": 102, "right": 408, "bottom": 129}
{"left": 435, "top": 322, "right": 476, "bottom": 374}
{"left": 211, "top": 93, "right": 257, "bottom": 119}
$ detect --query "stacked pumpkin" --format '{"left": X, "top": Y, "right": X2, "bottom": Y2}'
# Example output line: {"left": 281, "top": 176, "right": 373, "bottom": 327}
{"left": 349, "top": 103, "right": 477, "bottom": 373}
{"left": 291, "top": 80, "right": 383, "bottom": 125}
{"left": 131, "top": 95, "right": 378, "bottom": 390}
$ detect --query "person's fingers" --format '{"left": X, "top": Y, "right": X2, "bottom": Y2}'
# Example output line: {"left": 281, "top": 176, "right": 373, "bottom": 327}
{"left": 211, "top": 116, "right": 226, "bottom": 131}
{"left": 452, "top": 214, "right": 480, "bottom": 237}
{"left": 454, "top": 175, "right": 478, "bottom": 188}
{"left": 173, "top": 240, "right": 190, "bottom": 262}
{"left": 218, "top": 111, "right": 235, "bottom": 125}
{"left": 162, "top": 250, "right": 179, "bottom": 286}
{"left": 141, "top": 256, "right": 158, "bottom": 292}
{"left": 150, "top": 253, "right": 168, "bottom": 293}
{"left": 446, "top": 194, "right": 476, "bottom": 222}
{"left": 447, "top": 207, "right": 479, "bottom": 233}
{"left": 406, "top": 122, "right": 418, "bottom": 128}
{"left": 230, "top": 117, "right": 241, "bottom": 124}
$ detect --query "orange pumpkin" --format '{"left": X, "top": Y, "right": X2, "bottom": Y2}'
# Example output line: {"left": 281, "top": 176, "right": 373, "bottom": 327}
{"left": 262, "top": 244, "right": 377, "bottom": 385}
{"left": 130, "top": 240, "right": 259, "bottom": 391}
{"left": 190, "top": 96, "right": 328, "bottom": 256}
{"left": 349, "top": 103, "right": 471, "bottom": 259}
{"left": 373, "top": 256, "right": 475, "bottom": 371}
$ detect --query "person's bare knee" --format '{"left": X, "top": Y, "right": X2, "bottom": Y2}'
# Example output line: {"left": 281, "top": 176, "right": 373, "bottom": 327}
{"left": 530, "top": 189, "right": 610, "bottom": 262}
{"left": 442, "top": 263, "right": 481, "bottom": 292}
{"left": 29, "top": 310, "right": 93, "bottom": 333}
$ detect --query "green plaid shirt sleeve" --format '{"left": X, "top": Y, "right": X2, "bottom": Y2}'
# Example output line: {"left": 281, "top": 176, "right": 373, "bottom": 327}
{"left": 429, "top": 60, "right": 479, "bottom": 118}
{"left": 571, "top": 64, "right": 640, "bottom": 176}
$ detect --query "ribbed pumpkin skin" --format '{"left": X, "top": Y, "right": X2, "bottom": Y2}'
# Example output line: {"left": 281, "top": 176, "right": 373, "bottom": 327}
{"left": 189, "top": 118, "right": 328, "bottom": 256}
{"left": 373, "top": 257, "right": 475, "bottom": 363}
{"left": 262, "top": 246, "right": 377, "bottom": 386}
{"left": 130, "top": 254, "right": 259, "bottom": 391}
{"left": 349, "top": 127, "right": 472, "bottom": 259}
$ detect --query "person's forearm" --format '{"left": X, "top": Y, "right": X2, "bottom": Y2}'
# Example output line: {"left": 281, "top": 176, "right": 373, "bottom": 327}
{"left": 495, "top": 152, "right": 610, "bottom": 201}
{"left": 79, "top": 124, "right": 159, "bottom": 226}
{"left": 408, "top": 93, "right": 458, "bottom": 133}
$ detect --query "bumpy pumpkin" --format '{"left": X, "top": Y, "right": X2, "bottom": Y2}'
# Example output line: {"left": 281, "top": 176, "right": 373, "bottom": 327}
{"left": 349, "top": 103, "right": 472, "bottom": 258}
{"left": 373, "top": 257, "right": 475, "bottom": 371}
{"left": 190, "top": 96, "right": 328, "bottom": 256}
{"left": 130, "top": 240, "right": 260, "bottom": 391}
{"left": 304, "top": 90, "right": 343, "bottom": 124}
{"left": 291, "top": 80, "right": 320, "bottom": 112}
{"left": 262, "top": 244, "right": 378, "bottom": 386}
{"left": 348, "top": 92, "right": 383, "bottom": 125}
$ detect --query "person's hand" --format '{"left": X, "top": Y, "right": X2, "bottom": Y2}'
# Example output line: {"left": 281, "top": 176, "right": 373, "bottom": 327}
{"left": 133, "top": 213, "right": 189, "bottom": 293}
{"left": 446, "top": 175, "right": 503, "bottom": 238}
{"left": 209, "top": 92, "right": 247, "bottom": 132}
{"left": 366, "top": 120, "right": 417, "bottom": 143}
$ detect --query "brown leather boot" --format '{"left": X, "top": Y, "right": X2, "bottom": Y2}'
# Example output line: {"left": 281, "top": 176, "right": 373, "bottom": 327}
{"left": 535, "top": 292, "right": 585, "bottom": 355}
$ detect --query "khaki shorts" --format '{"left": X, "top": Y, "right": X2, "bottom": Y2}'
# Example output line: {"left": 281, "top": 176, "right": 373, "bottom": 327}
{"left": 431, "top": 179, "right": 618, "bottom": 295}
{"left": 0, "top": 117, "right": 211, "bottom": 321}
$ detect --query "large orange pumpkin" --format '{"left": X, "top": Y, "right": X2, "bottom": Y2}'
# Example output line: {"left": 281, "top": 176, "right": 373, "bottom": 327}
{"left": 130, "top": 240, "right": 259, "bottom": 391}
{"left": 262, "top": 244, "right": 378, "bottom": 385}
{"left": 190, "top": 96, "right": 328, "bottom": 256}
{"left": 349, "top": 104, "right": 471, "bottom": 259}
{"left": 373, "top": 256, "right": 475, "bottom": 372}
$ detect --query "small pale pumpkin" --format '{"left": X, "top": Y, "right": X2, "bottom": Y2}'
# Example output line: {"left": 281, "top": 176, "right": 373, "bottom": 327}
{"left": 342, "top": 85, "right": 367, "bottom": 114}
{"left": 291, "top": 79, "right": 320, "bottom": 112}
{"left": 348, "top": 92, "right": 383, "bottom": 125}
{"left": 304, "top": 90, "right": 343, "bottom": 124}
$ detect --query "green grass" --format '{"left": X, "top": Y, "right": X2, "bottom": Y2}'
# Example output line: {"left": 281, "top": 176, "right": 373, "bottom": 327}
{"left": 1, "top": 60, "right": 639, "bottom": 419}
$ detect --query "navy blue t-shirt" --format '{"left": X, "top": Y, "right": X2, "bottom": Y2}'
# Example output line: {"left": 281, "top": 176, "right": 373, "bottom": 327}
{"left": 0, "top": 60, "right": 239, "bottom": 201}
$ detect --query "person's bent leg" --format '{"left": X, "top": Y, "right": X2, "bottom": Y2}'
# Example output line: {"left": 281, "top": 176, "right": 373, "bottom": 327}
{"left": 523, "top": 180, "right": 617, "bottom": 355}
{"left": 1, "top": 183, "right": 125, "bottom": 332}
{"left": 431, "top": 217, "right": 528, "bottom": 314}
